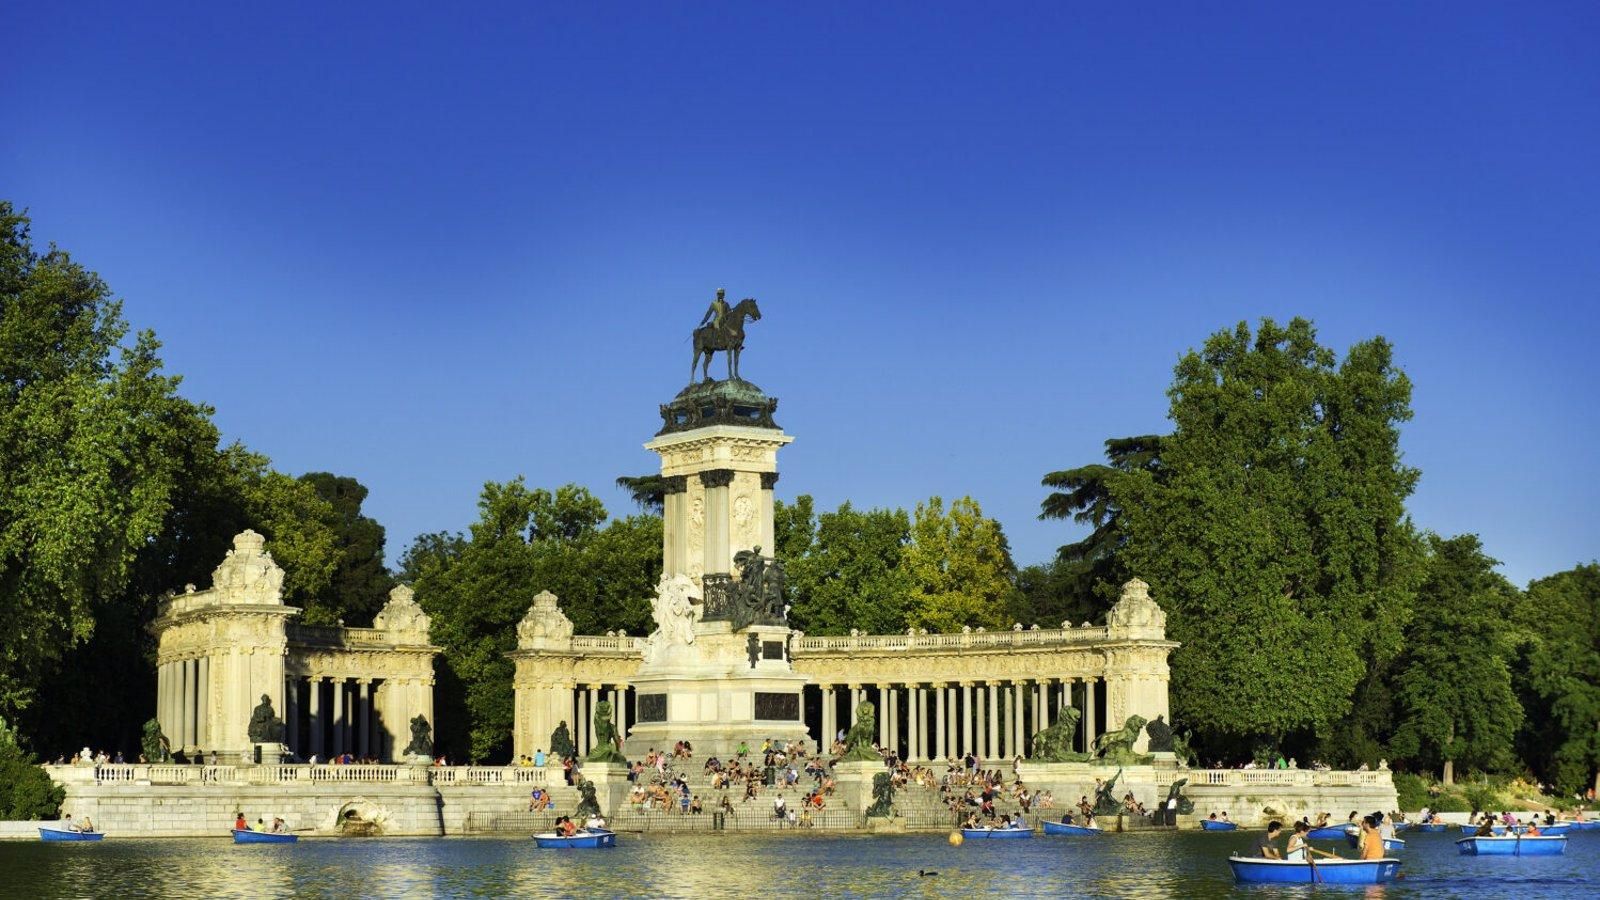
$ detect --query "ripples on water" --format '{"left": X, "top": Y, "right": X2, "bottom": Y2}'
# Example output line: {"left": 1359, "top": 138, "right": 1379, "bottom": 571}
{"left": 3, "top": 830, "right": 1595, "bottom": 899}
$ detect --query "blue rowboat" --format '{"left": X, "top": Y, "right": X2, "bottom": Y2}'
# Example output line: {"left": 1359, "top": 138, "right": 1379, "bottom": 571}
{"left": 1460, "top": 824, "right": 1508, "bottom": 835}
{"left": 1306, "top": 826, "right": 1349, "bottom": 840}
{"left": 1345, "top": 832, "right": 1405, "bottom": 851}
{"left": 1412, "top": 823, "right": 1449, "bottom": 833}
{"left": 533, "top": 829, "right": 616, "bottom": 849}
{"left": 1456, "top": 835, "right": 1566, "bottom": 856}
{"left": 1042, "top": 821, "right": 1102, "bottom": 836}
{"left": 1200, "top": 820, "right": 1238, "bottom": 832}
{"left": 1560, "top": 820, "right": 1599, "bottom": 831}
{"left": 1229, "top": 856, "right": 1401, "bottom": 885}
{"left": 233, "top": 829, "right": 298, "bottom": 843}
{"left": 1538, "top": 824, "right": 1572, "bottom": 837}
{"left": 961, "top": 827, "right": 1033, "bottom": 839}
{"left": 39, "top": 828, "right": 103, "bottom": 842}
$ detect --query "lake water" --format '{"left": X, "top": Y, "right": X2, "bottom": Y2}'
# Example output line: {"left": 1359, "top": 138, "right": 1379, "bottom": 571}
{"left": 3, "top": 829, "right": 1596, "bottom": 898}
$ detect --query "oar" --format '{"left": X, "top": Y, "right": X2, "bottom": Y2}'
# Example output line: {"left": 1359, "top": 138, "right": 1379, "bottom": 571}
{"left": 1306, "top": 842, "right": 1322, "bottom": 884}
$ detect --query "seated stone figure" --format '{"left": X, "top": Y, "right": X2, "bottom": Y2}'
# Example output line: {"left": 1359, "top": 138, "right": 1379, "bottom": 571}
{"left": 586, "top": 700, "right": 627, "bottom": 764}
{"left": 839, "top": 701, "right": 879, "bottom": 762}
{"left": 404, "top": 714, "right": 433, "bottom": 758}
{"left": 247, "top": 695, "right": 284, "bottom": 744}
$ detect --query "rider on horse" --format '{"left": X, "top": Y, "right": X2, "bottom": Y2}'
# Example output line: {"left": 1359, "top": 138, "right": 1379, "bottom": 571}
{"left": 700, "top": 288, "right": 730, "bottom": 336}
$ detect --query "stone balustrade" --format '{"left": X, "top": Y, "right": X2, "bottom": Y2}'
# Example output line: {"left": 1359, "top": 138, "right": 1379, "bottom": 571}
{"left": 792, "top": 625, "right": 1111, "bottom": 653}
{"left": 1189, "top": 768, "right": 1392, "bottom": 788}
{"left": 45, "top": 763, "right": 553, "bottom": 788}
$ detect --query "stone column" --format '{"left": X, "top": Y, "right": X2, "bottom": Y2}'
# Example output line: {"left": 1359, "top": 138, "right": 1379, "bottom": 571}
{"left": 195, "top": 655, "right": 210, "bottom": 749}
{"left": 934, "top": 685, "right": 948, "bottom": 760}
{"left": 1084, "top": 678, "right": 1098, "bottom": 753}
{"left": 917, "top": 686, "right": 929, "bottom": 761}
{"left": 587, "top": 685, "right": 600, "bottom": 753}
{"left": 986, "top": 683, "right": 999, "bottom": 761}
{"left": 331, "top": 679, "right": 345, "bottom": 757}
{"left": 849, "top": 685, "right": 861, "bottom": 730}
{"left": 821, "top": 686, "right": 835, "bottom": 748}
{"left": 903, "top": 686, "right": 916, "bottom": 761}
{"left": 285, "top": 677, "right": 299, "bottom": 758}
{"left": 758, "top": 472, "right": 778, "bottom": 552}
{"left": 308, "top": 678, "right": 323, "bottom": 760}
{"left": 974, "top": 685, "right": 986, "bottom": 758}
{"left": 1001, "top": 682, "right": 1014, "bottom": 760}
{"left": 358, "top": 680, "right": 371, "bottom": 759}
{"left": 961, "top": 683, "right": 974, "bottom": 757}
{"left": 177, "top": 658, "right": 193, "bottom": 751}
{"left": 889, "top": 687, "right": 900, "bottom": 756}
{"left": 875, "top": 686, "right": 889, "bottom": 747}
{"left": 700, "top": 470, "right": 733, "bottom": 576}
{"left": 1013, "top": 681, "right": 1025, "bottom": 759}
{"left": 662, "top": 481, "right": 686, "bottom": 577}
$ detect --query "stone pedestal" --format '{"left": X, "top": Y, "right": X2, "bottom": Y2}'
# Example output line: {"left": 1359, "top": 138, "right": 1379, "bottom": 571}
{"left": 831, "top": 759, "right": 881, "bottom": 823}
{"left": 622, "top": 621, "right": 809, "bottom": 758}
{"left": 254, "top": 743, "right": 286, "bottom": 765}
{"left": 577, "top": 762, "right": 633, "bottom": 817}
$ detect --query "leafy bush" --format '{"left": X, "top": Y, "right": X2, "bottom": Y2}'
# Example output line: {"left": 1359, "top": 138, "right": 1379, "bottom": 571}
{"left": 0, "top": 717, "right": 64, "bottom": 819}
{"left": 1430, "top": 791, "right": 1472, "bottom": 813}
{"left": 1462, "top": 784, "right": 1500, "bottom": 815}
{"left": 1393, "top": 773, "right": 1431, "bottom": 811}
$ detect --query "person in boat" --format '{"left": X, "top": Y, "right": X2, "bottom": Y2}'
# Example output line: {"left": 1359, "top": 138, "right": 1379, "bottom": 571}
{"left": 1083, "top": 811, "right": 1097, "bottom": 829}
{"left": 1377, "top": 812, "right": 1396, "bottom": 841}
{"left": 1346, "top": 810, "right": 1360, "bottom": 827}
{"left": 1255, "top": 821, "right": 1284, "bottom": 859}
{"left": 1207, "top": 812, "right": 1218, "bottom": 822}
{"left": 1220, "top": 811, "right": 1231, "bottom": 823}
{"left": 585, "top": 813, "right": 606, "bottom": 831}
{"left": 256, "top": 818, "right": 267, "bottom": 832}
{"left": 77, "top": 816, "right": 95, "bottom": 834}
{"left": 1313, "top": 811, "right": 1330, "bottom": 827}
{"left": 561, "top": 817, "right": 579, "bottom": 837}
{"left": 1286, "top": 822, "right": 1339, "bottom": 861}
{"left": 1358, "top": 815, "right": 1385, "bottom": 859}
{"left": 1524, "top": 821, "right": 1542, "bottom": 836}
{"left": 1474, "top": 817, "right": 1496, "bottom": 836}
{"left": 234, "top": 812, "right": 248, "bottom": 831}
{"left": 271, "top": 818, "right": 286, "bottom": 834}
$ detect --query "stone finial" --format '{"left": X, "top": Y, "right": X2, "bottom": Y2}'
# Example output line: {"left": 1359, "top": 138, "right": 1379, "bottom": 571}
{"left": 962, "top": 625, "right": 972, "bottom": 634}
{"left": 373, "top": 584, "right": 431, "bottom": 639}
{"left": 209, "top": 529, "right": 285, "bottom": 605}
{"left": 1013, "top": 623, "right": 1023, "bottom": 631}
{"left": 1107, "top": 576, "right": 1167, "bottom": 634}
{"left": 518, "top": 590, "right": 574, "bottom": 646}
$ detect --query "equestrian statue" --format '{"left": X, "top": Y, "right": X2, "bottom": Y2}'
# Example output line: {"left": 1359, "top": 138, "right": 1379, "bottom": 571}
{"left": 692, "top": 288, "right": 763, "bottom": 383}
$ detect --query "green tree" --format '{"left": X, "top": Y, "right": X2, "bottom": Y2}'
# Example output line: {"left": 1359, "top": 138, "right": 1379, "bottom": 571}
{"left": 614, "top": 473, "right": 667, "bottom": 516}
{"left": 409, "top": 480, "right": 659, "bottom": 762}
{"left": 1389, "top": 535, "right": 1522, "bottom": 783}
{"left": 300, "top": 472, "right": 394, "bottom": 626}
{"left": 1516, "top": 563, "right": 1600, "bottom": 794}
{"left": 1039, "top": 434, "right": 1164, "bottom": 607}
{"left": 0, "top": 716, "right": 62, "bottom": 819}
{"left": 0, "top": 202, "right": 197, "bottom": 715}
{"left": 1111, "top": 318, "right": 1426, "bottom": 755}
{"left": 777, "top": 495, "right": 913, "bottom": 635}
{"left": 902, "top": 496, "right": 1015, "bottom": 633}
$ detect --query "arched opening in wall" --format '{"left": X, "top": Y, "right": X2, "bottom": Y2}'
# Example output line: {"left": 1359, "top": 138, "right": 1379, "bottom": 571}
{"left": 335, "top": 800, "right": 386, "bottom": 836}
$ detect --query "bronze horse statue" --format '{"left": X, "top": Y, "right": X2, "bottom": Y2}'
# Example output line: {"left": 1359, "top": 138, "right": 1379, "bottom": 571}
{"left": 692, "top": 297, "right": 762, "bottom": 382}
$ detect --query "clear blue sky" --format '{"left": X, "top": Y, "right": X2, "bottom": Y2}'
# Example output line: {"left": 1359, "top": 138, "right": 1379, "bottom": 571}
{"left": 5, "top": 2, "right": 1597, "bottom": 586}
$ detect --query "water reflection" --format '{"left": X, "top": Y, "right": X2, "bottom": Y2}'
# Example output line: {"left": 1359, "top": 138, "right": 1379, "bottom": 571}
{"left": 1, "top": 830, "right": 1595, "bottom": 899}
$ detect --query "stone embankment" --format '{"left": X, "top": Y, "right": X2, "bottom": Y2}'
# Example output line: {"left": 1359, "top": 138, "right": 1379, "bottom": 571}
{"left": 13, "top": 761, "right": 1393, "bottom": 837}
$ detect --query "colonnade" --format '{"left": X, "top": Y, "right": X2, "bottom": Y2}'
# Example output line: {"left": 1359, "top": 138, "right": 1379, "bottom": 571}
{"left": 813, "top": 677, "right": 1102, "bottom": 762}
{"left": 284, "top": 675, "right": 429, "bottom": 763}
{"left": 155, "top": 656, "right": 212, "bottom": 755}
{"left": 561, "top": 683, "right": 632, "bottom": 758}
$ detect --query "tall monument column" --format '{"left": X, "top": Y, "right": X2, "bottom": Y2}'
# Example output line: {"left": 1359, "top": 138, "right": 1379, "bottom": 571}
{"left": 621, "top": 290, "right": 809, "bottom": 757}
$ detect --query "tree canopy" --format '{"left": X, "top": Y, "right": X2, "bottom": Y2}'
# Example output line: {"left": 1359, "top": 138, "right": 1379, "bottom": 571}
{"left": 1516, "top": 563, "right": 1600, "bottom": 794}
{"left": 1099, "top": 318, "right": 1427, "bottom": 750}
{"left": 1389, "top": 534, "right": 1522, "bottom": 783}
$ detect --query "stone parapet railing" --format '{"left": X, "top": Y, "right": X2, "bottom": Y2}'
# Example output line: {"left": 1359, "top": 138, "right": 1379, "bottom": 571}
{"left": 568, "top": 635, "right": 645, "bottom": 653}
{"left": 793, "top": 626, "right": 1111, "bottom": 654}
{"left": 1189, "top": 768, "right": 1393, "bottom": 788}
{"left": 44, "top": 763, "right": 554, "bottom": 788}
{"left": 286, "top": 623, "right": 425, "bottom": 649}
